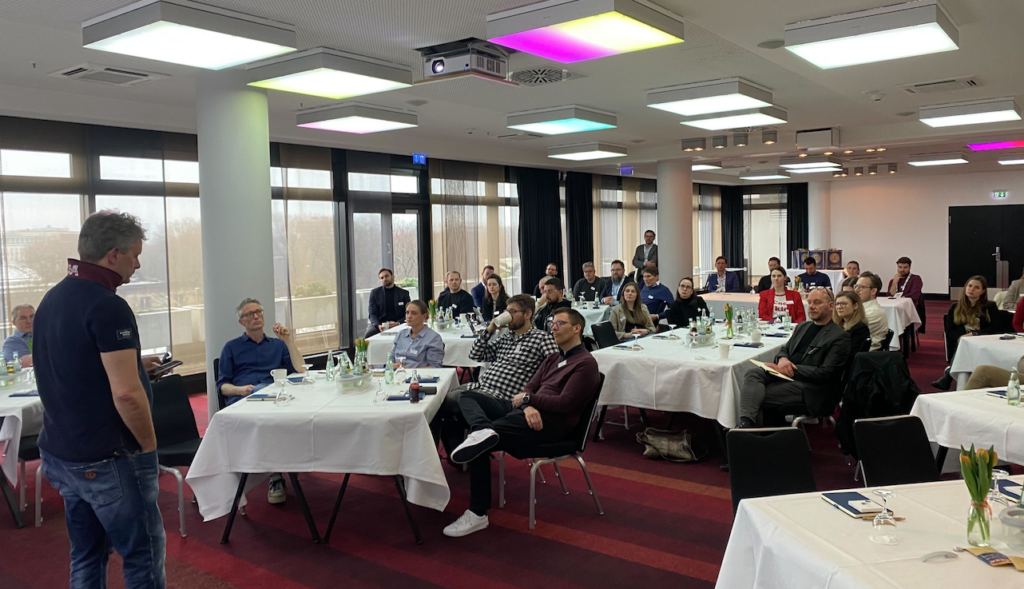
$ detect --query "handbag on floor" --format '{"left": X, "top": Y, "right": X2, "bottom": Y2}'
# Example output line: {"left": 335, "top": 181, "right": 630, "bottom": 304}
{"left": 636, "top": 427, "right": 707, "bottom": 463}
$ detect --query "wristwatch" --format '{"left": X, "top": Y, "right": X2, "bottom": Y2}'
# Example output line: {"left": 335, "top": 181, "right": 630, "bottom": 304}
{"left": 521, "top": 394, "right": 530, "bottom": 407}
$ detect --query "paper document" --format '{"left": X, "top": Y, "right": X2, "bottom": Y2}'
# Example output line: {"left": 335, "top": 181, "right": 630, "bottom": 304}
{"left": 749, "top": 359, "right": 794, "bottom": 381}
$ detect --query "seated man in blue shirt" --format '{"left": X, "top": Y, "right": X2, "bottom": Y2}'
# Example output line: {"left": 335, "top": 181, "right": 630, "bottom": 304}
{"left": 390, "top": 300, "right": 445, "bottom": 368}
{"left": 640, "top": 266, "right": 674, "bottom": 324}
{"left": 217, "top": 297, "right": 306, "bottom": 504}
{"left": 3, "top": 303, "right": 34, "bottom": 367}
{"left": 797, "top": 256, "right": 832, "bottom": 290}
{"left": 705, "top": 256, "right": 741, "bottom": 292}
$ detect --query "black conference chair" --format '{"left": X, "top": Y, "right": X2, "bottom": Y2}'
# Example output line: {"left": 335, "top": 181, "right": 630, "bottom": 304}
{"left": 0, "top": 418, "right": 24, "bottom": 529}
{"left": 17, "top": 434, "right": 43, "bottom": 527}
{"left": 213, "top": 358, "right": 226, "bottom": 410}
{"left": 853, "top": 415, "right": 939, "bottom": 487}
{"left": 727, "top": 427, "right": 816, "bottom": 515}
{"left": 151, "top": 374, "right": 202, "bottom": 537}
{"left": 879, "top": 329, "right": 895, "bottom": 352}
{"left": 591, "top": 322, "right": 620, "bottom": 349}
{"left": 496, "top": 374, "right": 606, "bottom": 529}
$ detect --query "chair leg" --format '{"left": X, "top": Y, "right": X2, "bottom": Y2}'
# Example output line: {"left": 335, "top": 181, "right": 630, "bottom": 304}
{"left": 498, "top": 452, "right": 506, "bottom": 509}
{"left": 1, "top": 473, "right": 24, "bottom": 529}
{"left": 19, "top": 460, "right": 26, "bottom": 512}
{"left": 574, "top": 454, "right": 604, "bottom": 516}
{"left": 528, "top": 460, "right": 539, "bottom": 530}
{"left": 159, "top": 466, "right": 186, "bottom": 537}
{"left": 553, "top": 463, "right": 569, "bottom": 495}
{"left": 638, "top": 408, "right": 650, "bottom": 428}
{"left": 526, "top": 459, "right": 546, "bottom": 484}
{"left": 35, "top": 464, "right": 42, "bottom": 527}
{"left": 594, "top": 406, "right": 608, "bottom": 442}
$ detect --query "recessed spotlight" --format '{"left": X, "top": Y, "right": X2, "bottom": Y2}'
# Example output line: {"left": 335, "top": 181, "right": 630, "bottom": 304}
{"left": 865, "top": 148, "right": 876, "bottom": 153}
{"left": 712, "top": 135, "right": 728, "bottom": 149}
{"left": 762, "top": 130, "right": 778, "bottom": 145}
{"left": 798, "top": 152, "right": 808, "bottom": 157}
{"left": 843, "top": 150, "right": 854, "bottom": 154}
{"left": 823, "top": 151, "right": 834, "bottom": 156}
{"left": 869, "top": 165, "right": 878, "bottom": 175}
{"left": 783, "top": 0, "right": 959, "bottom": 69}
{"left": 888, "top": 163, "right": 898, "bottom": 174}
{"left": 681, "top": 138, "right": 707, "bottom": 152}
{"left": 876, "top": 147, "right": 886, "bottom": 152}
{"left": 854, "top": 167, "right": 863, "bottom": 176}
{"left": 733, "top": 132, "right": 748, "bottom": 147}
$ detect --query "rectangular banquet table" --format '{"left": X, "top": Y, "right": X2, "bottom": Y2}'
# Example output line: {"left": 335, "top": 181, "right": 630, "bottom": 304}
{"left": 717, "top": 476, "right": 1024, "bottom": 589}
{"left": 911, "top": 387, "right": 1024, "bottom": 466}
{"left": 0, "top": 375, "right": 43, "bottom": 486}
{"left": 950, "top": 335, "right": 1024, "bottom": 390}
{"left": 186, "top": 368, "right": 457, "bottom": 528}
{"left": 592, "top": 325, "right": 792, "bottom": 428}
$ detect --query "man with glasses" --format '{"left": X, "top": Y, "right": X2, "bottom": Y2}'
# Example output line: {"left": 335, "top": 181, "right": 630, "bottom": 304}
{"left": 367, "top": 268, "right": 411, "bottom": 339}
{"left": 854, "top": 272, "right": 890, "bottom": 351}
{"left": 443, "top": 308, "right": 599, "bottom": 537}
{"left": 216, "top": 298, "right": 306, "bottom": 503}
{"left": 431, "top": 294, "right": 559, "bottom": 460}
{"left": 572, "top": 262, "right": 606, "bottom": 302}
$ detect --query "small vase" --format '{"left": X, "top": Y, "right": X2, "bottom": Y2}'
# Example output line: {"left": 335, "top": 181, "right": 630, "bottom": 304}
{"left": 968, "top": 501, "right": 993, "bottom": 546}
{"left": 726, "top": 322, "right": 734, "bottom": 339}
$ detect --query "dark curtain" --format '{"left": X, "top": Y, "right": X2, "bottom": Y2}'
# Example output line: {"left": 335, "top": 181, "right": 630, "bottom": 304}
{"left": 564, "top": 172, "right": 593, "bottom": 286}
{"left": 720, "top": 185, "right": 746, "bottom": 289}
{"left": 787, "top": 182, "right": 809, "bottom": 253}
{"left": 516, "top": 167, "right": 564, "bottom": 295}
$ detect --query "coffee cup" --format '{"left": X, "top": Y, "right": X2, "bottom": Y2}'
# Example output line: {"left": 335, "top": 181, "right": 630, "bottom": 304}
{"left": 718, "top": 343, "right": 731, "bottom": 360}
{"left": 271, "top": 368, "right": 287, "bottom": 382}
{"left": 494, "top": 311, "right": 512, "bottom": 327}
{"left": 751, "top": 331, "right": 762, "bottom": 344}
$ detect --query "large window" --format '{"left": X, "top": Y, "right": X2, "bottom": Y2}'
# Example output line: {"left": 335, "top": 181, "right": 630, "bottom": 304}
{"left": 592, "top": 176, "right": 658, "bottom": 276}
{"left": 744, "top": 188, "right": 788, "bottom": 287}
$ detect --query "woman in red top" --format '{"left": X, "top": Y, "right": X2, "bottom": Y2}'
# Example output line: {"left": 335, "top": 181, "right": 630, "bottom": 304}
{"left": 758, "top": 268, "right": 806, "bottom": 323}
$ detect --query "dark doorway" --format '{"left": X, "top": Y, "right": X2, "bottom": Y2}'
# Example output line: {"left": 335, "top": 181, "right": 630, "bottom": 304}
{"left": 948, "top": 204, "right": 1024, "bottom": 293}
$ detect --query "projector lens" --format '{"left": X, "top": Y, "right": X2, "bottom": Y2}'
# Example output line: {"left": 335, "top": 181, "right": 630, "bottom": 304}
{"left": 431, "top": 59, "right": 445, "bottom": 74}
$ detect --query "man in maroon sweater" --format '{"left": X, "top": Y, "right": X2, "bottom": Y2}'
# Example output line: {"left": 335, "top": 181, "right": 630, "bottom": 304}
{"left": 443, "top": 308, "right": 600, "bottom": 538}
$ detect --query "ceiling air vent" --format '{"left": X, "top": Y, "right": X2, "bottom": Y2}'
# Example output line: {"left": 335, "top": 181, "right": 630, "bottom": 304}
{"left": 496, "top": 132, "right": 545, "bottom": 141}
{"left": 898, "top": 76, "right": 980, "bottom": 95}
{"left": 49, "top": 63, "right": 166, "bottom": 86}
{"left": 509, "top": 67, "right": 584, "bottom": 86}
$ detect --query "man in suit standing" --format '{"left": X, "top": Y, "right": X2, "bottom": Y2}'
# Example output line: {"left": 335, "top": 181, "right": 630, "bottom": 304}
{"left": 631, "top": 230, "right": 659, "bottom": 281}
{"left": 366, "top": 268, "right": 411, "bottom": 338}
{"left": 737, "top": 288, "right": 851, "bottom": 427}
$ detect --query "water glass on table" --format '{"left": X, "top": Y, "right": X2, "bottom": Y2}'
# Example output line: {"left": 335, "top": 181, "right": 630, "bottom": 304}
{"left": 870, "top": 489, "right": 899, "bottom": 545}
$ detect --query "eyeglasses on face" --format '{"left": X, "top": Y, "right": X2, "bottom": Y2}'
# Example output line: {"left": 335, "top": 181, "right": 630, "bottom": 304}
{"left": 834, "top": 302, "right": 849, "bottom": 309}
{"left": 241, "top": 309, "right": 264, "bottom": 320}
{"left": 551, "top": 320, "right": 570, "bottom": 329}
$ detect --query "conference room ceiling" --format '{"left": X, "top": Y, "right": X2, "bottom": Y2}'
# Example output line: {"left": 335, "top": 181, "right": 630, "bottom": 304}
{"left": 0, "top": 0, "right": 1022, "bottom": 182}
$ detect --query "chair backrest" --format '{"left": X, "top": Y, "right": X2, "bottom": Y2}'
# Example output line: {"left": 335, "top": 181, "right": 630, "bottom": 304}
{"left": 151, "top": 374, "right": 201, "bottom": 448}
{"left": 853, "top": 415, "right": 939, "bottom": 487}
{"left": 879, "top": 329, "right": 894, "bottom": 351}
{"left": 591, "top": 322, "right": 620, "bottom": 349}
{"left": 995, "top": 291, "right": 1008, "bottom": 308}
{"left": 727, "top": 427, "right": 817, "bottom": 514}
{"left": 212, "top": 357, "right": 226, "bottom": 410}
{"left": 573, "top": 373, "right": 605, "bottom": 454}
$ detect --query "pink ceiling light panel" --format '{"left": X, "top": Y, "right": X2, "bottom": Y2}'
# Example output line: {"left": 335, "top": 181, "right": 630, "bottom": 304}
{"left": 968, "top": 140, "right": 1024, "bottom": 151}
{"left": 486, "top": 1, "right": 684, "bottom": 64}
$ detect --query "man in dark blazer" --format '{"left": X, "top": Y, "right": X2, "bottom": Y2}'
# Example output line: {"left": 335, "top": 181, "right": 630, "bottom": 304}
{"left": 599, "top": 259, "right": 634, "bottom": 305}
{"left": 631, "top": 230, "right": 659, "bottom": 282}
{"left": 737, "top": 288, "right": 851, "bottom": 427}
{"left": 366, "top": 268, "right": 411, "bottom": 339}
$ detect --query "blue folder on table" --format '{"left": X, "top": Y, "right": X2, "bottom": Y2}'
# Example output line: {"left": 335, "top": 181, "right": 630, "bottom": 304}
{"left": 987, "top": 389, "right": 1007, "bottom": 399}
{"left": 404, "top": 376, "right": 439, "bottom": 384}
{"left": 8, "top": 390, "right": 38, "bottom": 397}
{"left": 999, "top": 480, "right": 1022, "bottom": 502}
{"left": 821, "top": 491, "right": 887, "bottom": 519}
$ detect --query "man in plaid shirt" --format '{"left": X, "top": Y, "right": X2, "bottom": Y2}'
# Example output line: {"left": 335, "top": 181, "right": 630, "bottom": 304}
{"left": 433, "top": 293, "right": 558, "bottom": 457}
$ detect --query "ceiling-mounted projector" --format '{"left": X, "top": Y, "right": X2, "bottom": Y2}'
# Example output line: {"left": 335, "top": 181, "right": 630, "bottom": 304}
{"left": 419, "top": 39, "right": 509, "bottom": 81}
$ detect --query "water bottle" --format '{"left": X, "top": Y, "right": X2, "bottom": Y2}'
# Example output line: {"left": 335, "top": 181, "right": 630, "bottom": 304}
{"left": 1008, "top": 368, "right": 1021, "bottom": 407}
{"left": 709, "top": 310, "right": 716, "bottom": 325}
{"left": 385, "top": 352, "right": 396, "bottom": 385}
{"left": 12, "top": 352, "right": 21, "bottom": 373}
{"left": 1, "top": 356, "right": 8, "bottom": 375}
{"left": 325, "top": 351, "right": 336, "bottom": 381}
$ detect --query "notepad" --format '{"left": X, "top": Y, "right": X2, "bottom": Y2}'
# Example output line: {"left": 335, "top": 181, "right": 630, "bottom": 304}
{"left": 388, "top": 391, "right": 425, "bottom": 401}
{"left": 405, "top": 376, "right": 439, "bottom": 384}
{"left": 460, "top": 334, "right": 479, "bottom": 339}
{"left": 749, "top": 359, "right": 794, "bottom": 381}
{"left": 246, "top": 393, "right": 275, "bottom": 401}
{"left": 763, "top": 333, "right": 787, "bottom": 338}
{"left": 999, "top": 480, "right": 1022, "bottom": 502}
{"left": 734, "top": 342, "right": 764, "bottom": 348}
{"left": 822, "top": 492, "right": 888, "bottom": 519}
{"left": 8, "top": 391, "right": 38, "bottom": 397}
{"left": 987, "top": 389, "right": 1008, "bottom": 399}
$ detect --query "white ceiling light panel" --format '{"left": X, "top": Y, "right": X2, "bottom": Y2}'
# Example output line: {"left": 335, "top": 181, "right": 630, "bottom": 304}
{"left": 548, "top": 142, "right": 627, "bottom": 161}
{"left": 740, "top": 169, "right": 790, "bottom": 180}
{"left": 83, "top": 0, "right": 297, "bottom": 70}
{"left": 297, "top": 103, "right": 417, "bottom": 134}
{"left": 784, "top": 0, "right": 959, "bottom": 69}
{"left": 779, "top": 155, "right": 841, "bottom": 169}
{"left": 679, "top": 106, "right": 787, "bottom": 131}
{"left": 919, "top": 97, "right": 1022, "bottom": 128}
{"left": 248, "top": 48, "right": 412, "bottom": 100}
{"left": 647, "top": 78, "right": 772, "bottom": 117}
{"left": 691, "top": 162, "right": 722, "bottom": 171}
{"left": 907, "top": 151, "right": 969, "bottom": 166}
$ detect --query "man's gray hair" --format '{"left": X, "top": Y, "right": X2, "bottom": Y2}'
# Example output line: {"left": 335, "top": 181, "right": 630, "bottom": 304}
{"left": 582, "top": 262, "right": 595, "bottom": 270}
{"left": 236, "top": 298, "right": 262, "bottom": 319}
{"left": 10, "top": 304, "right": 33, "bottom": 323}
{"left": 78, "top": 210, "right": 147, "bottom": 263}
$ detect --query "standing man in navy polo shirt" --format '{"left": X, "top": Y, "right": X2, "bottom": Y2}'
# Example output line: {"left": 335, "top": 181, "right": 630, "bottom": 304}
{"left": 217, "top": 297, "right": 305, "bottom": 504}
{"left": 35, "top": 210, "right": 166, "bottom": 588}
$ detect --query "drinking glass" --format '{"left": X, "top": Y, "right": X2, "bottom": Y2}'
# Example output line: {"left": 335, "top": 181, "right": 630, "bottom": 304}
{"left": 302, "top": 363, "right": 314, "bottom": 383}
{"left": 631, "top": 333, "right": 640, "bottom": 350}
{"left": 395, "top": 355, "right": 408, "bottom": 382}
{"left": 990, "top": 469, "right": 1011, "bottom": 506}
{"left": 667, "top": 323, "right": 678, "bottom": 339}
{"left": 870, "top": 489, "right": 899, "bottom": 545}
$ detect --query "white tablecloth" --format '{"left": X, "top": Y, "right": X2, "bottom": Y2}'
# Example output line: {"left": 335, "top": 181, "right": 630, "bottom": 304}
{"left": 0, "top": 377, "right": 43, "bottom": 486}
{"left": 368, "top": 324, "right": 482, "bottom": 367}
{"left": 593, "top": 325, "right": 791, "bottom": 428}
{"left": 700, "top": 293, "right": 916, "bottom": 351}
{"left": 911, "top": 388, "right": 1024, "bottom": 466}
{"left": 576, "top": 305, "right": 612, "bottom": 335}
{"left": 718, "top": 477, "right": 1024, "bottom": 589}
{"left": 951, "top": 335, "right": 1024, "bottom": 390}
{"left": 785, "top": 268, "right": 846, "bottom": 289}
{"left": 186, "top": 368, "right": 457, "bottom": 520}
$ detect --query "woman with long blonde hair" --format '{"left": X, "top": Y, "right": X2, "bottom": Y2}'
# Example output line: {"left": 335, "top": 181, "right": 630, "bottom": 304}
{"left": 933, "top": 275, "right": 1002, "bottom": 390}
{"left": 609, "top": 282, "right": 655, "bottom": 340}
{"left": 833, "top": 291, "right": 871, "bottom": 354}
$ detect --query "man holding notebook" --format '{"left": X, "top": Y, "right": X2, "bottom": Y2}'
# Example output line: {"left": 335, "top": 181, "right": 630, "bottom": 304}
{"left": 738, "top": 288, "right": 851, "bottom": 427}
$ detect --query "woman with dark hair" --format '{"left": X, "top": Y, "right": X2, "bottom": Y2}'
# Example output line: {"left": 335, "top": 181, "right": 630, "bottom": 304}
{"left": 481, "top": 274, "right": 509, "bottom": 320}
{"left": 932, "top": 275, "right": 1002, "bottom": 390}
{"left": 841, "top": 275, "right": 859, "bottom": 292}
{"left": 390, "top": 300, "right": 444, "bottom": 368}
{"left": 758, "top": 268, "right": 806, "bottom": 323}
{"left": 666, "top": 277, "right": 708, "bottom": 328}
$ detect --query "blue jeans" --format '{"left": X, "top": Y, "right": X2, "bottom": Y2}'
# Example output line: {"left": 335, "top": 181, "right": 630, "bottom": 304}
{"left": 41, "top": 449, "right": 166, "bottom": 589}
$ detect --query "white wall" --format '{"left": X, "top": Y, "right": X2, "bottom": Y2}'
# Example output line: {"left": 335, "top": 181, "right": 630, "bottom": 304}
{"left": 830, "top": 168, "right": 1024, "bottom": 295}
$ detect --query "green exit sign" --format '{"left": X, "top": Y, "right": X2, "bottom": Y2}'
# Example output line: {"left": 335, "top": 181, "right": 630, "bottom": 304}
{"left": 993, "top": 190, "right": 1009, "bottom": 199}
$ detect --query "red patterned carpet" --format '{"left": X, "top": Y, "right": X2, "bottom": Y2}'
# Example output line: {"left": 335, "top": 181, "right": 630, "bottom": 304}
{"left": 0, "top": 302, "right": 956, "bottom": 589}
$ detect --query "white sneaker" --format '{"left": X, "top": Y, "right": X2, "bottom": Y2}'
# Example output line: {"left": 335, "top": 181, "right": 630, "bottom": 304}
{"left": 267, "top": 476, "right": 286, "bottom": 504}
{"left": 450, "top": 428, "right": 499, "bottom": 464}
{"left": 443, "top": 509, "right": 489, "bottom": 537}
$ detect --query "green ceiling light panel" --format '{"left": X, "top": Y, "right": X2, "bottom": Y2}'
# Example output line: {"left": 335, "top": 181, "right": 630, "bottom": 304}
{"left": 248, "top": 48, "right": 412, "bottom": 100}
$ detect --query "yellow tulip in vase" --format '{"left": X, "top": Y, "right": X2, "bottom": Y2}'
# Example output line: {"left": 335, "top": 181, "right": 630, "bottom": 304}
{"left": 961, "top": 444, "right": 997, "bottom": 546}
